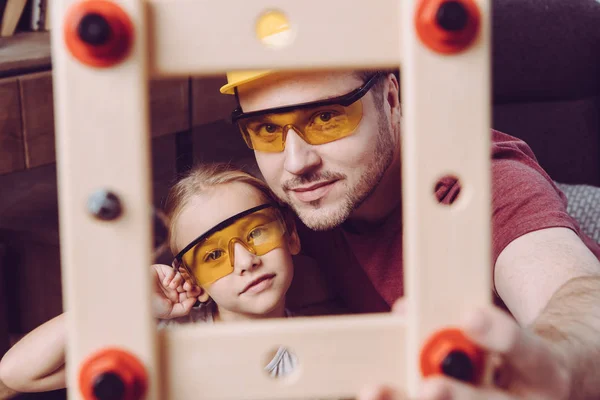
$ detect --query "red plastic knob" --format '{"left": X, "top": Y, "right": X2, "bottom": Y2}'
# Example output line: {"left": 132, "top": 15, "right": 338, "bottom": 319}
{"left": 79, "top": 348, "right": 147, "bottom": 400}
{"left": 420, "top": 328, "right": 486, "bottom": 384}
{"left": 415, "top": 0, "right": 481, "bottom": 54}
{"left": 64, "top": 0, "right": 134, "bottom": 68}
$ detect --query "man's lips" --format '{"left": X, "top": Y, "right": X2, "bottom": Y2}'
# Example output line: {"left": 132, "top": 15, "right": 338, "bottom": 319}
{"left": 288, "top": 180, "right": 339, "bottom": 202}
{"left": 289, "top": 181, "right": 335, "bottom": 192}
{"left": 240, "top": 273, "right": 276, "bottom": 294}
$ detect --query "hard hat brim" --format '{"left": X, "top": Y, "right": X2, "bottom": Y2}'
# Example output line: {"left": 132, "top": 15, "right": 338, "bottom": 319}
{"left": 219, "top": 71, "right": 274, "bottom": 95}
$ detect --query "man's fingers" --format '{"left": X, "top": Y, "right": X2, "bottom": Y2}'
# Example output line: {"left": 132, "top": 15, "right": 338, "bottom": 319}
{"left": 357, "top": 385, "right": 406, "bottom": 400}
{"left": 421, "top": 377, "right": 515, "bottom": 400}
{"left": 461, "top": 307, "right": 570, "bottom": 396}
{"left": 461, "top": 306, "right": 523, "bottom": 354}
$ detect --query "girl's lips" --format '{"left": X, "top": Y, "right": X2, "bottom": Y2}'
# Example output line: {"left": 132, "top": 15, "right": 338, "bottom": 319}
{"left": 240, "top": 273, "right": 276, "bottom": 294}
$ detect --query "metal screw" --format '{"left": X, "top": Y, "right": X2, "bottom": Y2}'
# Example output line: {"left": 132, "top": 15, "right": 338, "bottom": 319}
{"left": 78, "top": 13, "right": 112, "bottom": 46}
{"left": 88, "top": 190, "right": 122, "bottom": 221}
{"left": 92, "top": 372, "right": 126, "bottom": 400}
{"left": 436, "top": 1, "right": 469, "bottom": 32}
{"left": 441, "top": 350, "right": 474, "bottom": 382}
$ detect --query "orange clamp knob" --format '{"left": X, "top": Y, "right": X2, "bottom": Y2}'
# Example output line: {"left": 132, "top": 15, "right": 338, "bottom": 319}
{"left": 64, "top": 0, "right": 134, "bottom": 68}
{"left": 420, "top": 328, "right": 485, "bottom": 384}
{"left": 79, "top": 348, "right": 147, "bottom": 400}
{"left": 415, "top": 0, "right": 481, "bottom": 54}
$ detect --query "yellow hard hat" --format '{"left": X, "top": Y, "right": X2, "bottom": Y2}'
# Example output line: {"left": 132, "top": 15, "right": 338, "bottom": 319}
{"left": 219, "top": 70, "right": 274, "bottom": 95}
{"left": 219, "top": 11, "right": 291, "bottom": 95}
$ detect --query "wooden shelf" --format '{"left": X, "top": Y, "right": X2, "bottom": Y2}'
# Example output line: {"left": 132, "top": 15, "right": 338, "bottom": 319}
{"left": 0, "top": 30, "right": 239, "bottom": 177}
{"left": 0, "top": 31, "right": 51, "bottom": 78}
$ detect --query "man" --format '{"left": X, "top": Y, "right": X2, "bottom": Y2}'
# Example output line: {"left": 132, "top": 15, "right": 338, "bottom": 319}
{"left": 219, "top": 67, "right": 600, "bottom": 399}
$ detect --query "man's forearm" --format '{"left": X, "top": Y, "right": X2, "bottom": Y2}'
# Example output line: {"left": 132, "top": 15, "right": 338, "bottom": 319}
{"left": 531, "top": 275, "right": 600, "bottom": 400}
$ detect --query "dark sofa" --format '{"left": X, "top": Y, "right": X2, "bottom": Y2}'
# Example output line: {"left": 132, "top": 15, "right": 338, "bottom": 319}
{"left": 491, "top": 0, "right": 600, "bottom": 186}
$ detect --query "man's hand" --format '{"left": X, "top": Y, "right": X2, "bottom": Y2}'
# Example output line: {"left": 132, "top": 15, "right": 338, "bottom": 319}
{"left": 357, "top": 305, "right": 571, "bottom": 400}
{"left": 151, "top": 264, "right": 202, "bottom": 319}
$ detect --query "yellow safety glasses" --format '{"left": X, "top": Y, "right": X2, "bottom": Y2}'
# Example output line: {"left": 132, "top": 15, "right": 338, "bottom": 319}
{"left": 231, "top": 73, "right": 382, "bottom": 152}
{"left": 173, "top": 204, "right": 287, "bottom": 287}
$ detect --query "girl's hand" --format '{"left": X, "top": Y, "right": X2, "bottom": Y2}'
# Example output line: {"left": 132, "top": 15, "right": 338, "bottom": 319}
{"left": 151, "top": 264, "right": 201, "bottom": 319}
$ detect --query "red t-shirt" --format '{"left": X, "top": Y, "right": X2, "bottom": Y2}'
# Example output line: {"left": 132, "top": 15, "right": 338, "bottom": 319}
{"left": 295, "top": 130, "right": 600, "bottom": 314}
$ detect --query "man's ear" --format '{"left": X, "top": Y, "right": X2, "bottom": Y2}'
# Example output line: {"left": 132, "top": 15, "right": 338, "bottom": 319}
{"left": 385, "top": 73, "right": 401, "bottom": 121}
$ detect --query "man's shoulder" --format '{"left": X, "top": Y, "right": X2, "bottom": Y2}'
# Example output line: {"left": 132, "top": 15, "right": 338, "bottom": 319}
{"left": 487, "top": 130, "right": 583, "bottom": 262}
{"left": 490, "top": 129, "right": 539, "bottom": 162}
{"left": 489, "top": 129, "right": 561, "bottom": 194}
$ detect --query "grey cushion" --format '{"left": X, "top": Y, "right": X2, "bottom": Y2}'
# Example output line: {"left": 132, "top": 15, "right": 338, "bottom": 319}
{"left": 555, "top": 183, "right": 600, "bottom": 243}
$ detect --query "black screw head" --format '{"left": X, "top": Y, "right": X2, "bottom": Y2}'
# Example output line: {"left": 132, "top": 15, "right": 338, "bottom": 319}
{"left": 436, "top": 1, "right": 469, "bottom": 32}
{"left": 77, "top": 13, "right": 112, "bottom": 46}
{"left": 441, "top": 350, "right": 474, "bottom": 382}
{"left": 92, "top": 372, "right": 126, "bottom": 400}
{"left": 88, "top": 190, "right": 122, "bottom": 221}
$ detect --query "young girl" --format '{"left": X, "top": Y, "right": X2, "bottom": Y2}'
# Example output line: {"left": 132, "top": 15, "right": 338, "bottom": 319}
{"left": 159, "top": 162, "right": 301, "bottom": 376}
{"left": 0, "top": 163, "right": 301, "bottom": 392}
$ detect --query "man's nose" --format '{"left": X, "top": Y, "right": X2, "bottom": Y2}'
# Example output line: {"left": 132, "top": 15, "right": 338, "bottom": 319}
{"left": 232, "top": 242, "right": 261, "bottom": 274}
{"left": 283, "top": 128, "right": 322, "bottom": 176}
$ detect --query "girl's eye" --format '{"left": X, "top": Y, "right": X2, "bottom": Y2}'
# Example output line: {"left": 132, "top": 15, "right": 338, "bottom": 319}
{"left": 247, "top": 227, "right": 267, "bottom": 242}
{"left": 204, "top": 249, "right": 225, "bottom": 262}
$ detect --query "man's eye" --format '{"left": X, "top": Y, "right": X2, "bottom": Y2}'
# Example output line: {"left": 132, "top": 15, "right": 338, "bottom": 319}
{"left": 313, "top": 111, "right": 339, "bottom": 125}
{"left": 266, "top": 124, "right": 277, "bottom": 133}
{"left": 318, "top": 112, "right": 333, "bottom": 122}
{"left": 259, "top": 124, "right": 280, "bottom": 135}
{"left": 204, "top": 249, "right": 225, "bottom": 262}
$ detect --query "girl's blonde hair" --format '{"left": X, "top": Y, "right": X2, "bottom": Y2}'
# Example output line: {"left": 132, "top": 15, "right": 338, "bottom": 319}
{"left": 164, "top": 163, "right": 282, "bottom": 255}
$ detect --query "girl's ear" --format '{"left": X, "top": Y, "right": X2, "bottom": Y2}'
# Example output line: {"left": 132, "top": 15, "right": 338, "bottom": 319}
{"left": 198, "top": 288, "right": 210, "bottom": 303}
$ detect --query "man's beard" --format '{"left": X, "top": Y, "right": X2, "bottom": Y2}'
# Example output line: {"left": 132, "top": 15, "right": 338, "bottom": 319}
{"left": 280, "top": 117, "right": 395, "bottom": 231}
